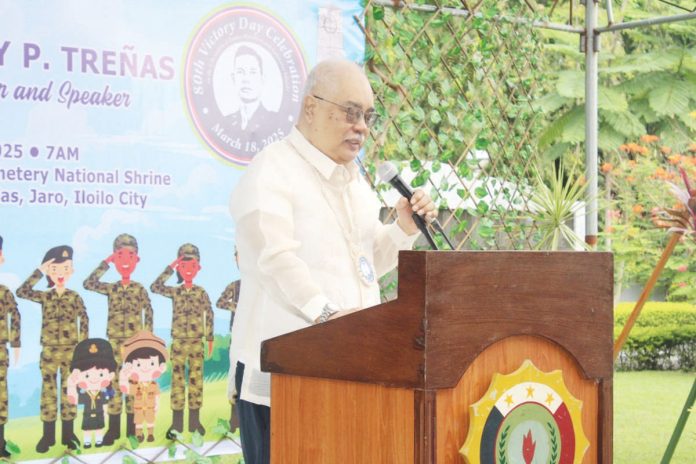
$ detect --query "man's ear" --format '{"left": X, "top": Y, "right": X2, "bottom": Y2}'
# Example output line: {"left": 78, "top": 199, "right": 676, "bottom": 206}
{"left": 303, "top": 95, "right": 316, "bottom": 121}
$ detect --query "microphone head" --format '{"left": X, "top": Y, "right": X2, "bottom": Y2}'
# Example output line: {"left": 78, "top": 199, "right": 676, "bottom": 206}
{"left": 377, "top": 161, "right": 399, "bottom": 183}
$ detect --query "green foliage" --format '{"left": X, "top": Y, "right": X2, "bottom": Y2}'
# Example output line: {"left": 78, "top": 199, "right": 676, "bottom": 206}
{"left": 496, "top": 425, "right": 510, "bottom": 464}
{"left": 181, "top": 449, "right": 222, "bottom": 463}
{"left": 168, "top": 440, "right": 178, "bottom": 458}
{"left": 548, "top": 422, "right": 559, "bottom": 463}
{"left": 128, "top": 434, "right": 140, "bottom": 450}
{"left": 614, "top": 302, "right": 696, "bottom": 370}
{"left": 363, "top": 1, "right": 695, "bottom": 257}
{"left": 537, "top": 3, "right": 696, "bottom": 159}
{"left": 191, "top": 431, "right": 204, "bottom": 448}
{"left": 213, "top": 417, "right": 232, "bottom": 436}
{"left": 528, "top": 163, "right": 589, "bottom": 250}
{"left": 601, "top": 139, "right": 696, "bottom": 301}
{"left": 617, "top": 325, "right": 696, "bottom": 370}
{"left": 5, "top": 441, "right": 20, "bottom": 456}
{"left": 364, "top": 2, "right": 548, "bottom": 250}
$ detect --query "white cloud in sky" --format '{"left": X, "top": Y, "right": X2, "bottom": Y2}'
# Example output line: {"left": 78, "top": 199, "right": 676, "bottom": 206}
{"left": 165, "top": 215, "right": 212, "bottom": 222}
{"left": 144, "top": 205, "right": 183, "bottom": 214}
{"left": 72, "top": 208, "right": 150, "bottom": 255}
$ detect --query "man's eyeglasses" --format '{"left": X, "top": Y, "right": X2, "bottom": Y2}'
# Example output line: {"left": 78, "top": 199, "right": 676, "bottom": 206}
{"left": 312, "top": 95, "right": 379, "bottom": 128}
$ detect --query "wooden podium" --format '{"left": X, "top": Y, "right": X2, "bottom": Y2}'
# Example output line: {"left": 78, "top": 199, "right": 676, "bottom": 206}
{"left": 261, "top": 251, "right": 613, "bottom": 463}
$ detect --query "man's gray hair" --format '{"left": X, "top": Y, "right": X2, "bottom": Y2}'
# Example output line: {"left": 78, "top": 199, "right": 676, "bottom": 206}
{"left": 302, "top": 59, "right": 365, "bottom": 99}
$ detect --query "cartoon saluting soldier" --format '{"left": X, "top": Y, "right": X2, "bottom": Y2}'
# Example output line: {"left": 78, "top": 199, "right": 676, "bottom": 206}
{"left": 118, "top": 330, "right": 168, "bottom": 442}
{"left": 16, "top": 245, "right": 89, "bottom": 452}
{"left": 0, "top": 236, "right": 20, "bottom": 457}
{"left": 150, "top": 243, "right": 213, "bottom": 438}
{"left": 216, "top": 280, "right": 240, "bottom": 332}
{"left": 83, "top": 233, "right": 153, "bottom": 444}
{"left": 215, "top": 248, "right": 241, "bottom": 332}
{"left": 66, "top": 338, "right": 116, "bottom": 448}
{"left": 215, "top": 247, "right": 240, "bottom": 432}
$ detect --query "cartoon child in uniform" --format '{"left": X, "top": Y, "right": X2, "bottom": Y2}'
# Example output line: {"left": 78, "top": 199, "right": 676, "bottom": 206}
{"left": 67, "top": 338, "right": 117, "bottom": 448}
{"left": 118, "top": 330, "right": 168, "bottom": 443}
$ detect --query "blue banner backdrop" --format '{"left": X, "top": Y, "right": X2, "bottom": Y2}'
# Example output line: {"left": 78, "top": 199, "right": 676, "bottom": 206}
{"left": 0, "top": 1, "right": 364, "bottom": 461}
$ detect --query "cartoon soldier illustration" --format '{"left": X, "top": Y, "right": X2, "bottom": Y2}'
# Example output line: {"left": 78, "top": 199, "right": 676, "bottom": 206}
{"left": 215, "top": 249, "right": 240, "bottom": 332}
{"left": 66, "top": 338, "right": 116, "bottom": 448}
{"left": 215, "top": 247, "right": 240, "bottom": 431}
{"left": 0, "top": 236, "right": 20, "bottom": 457}
{"left": 83, "top": 233, "right": 153, "bottom": 444}
{"left": 150, "top": 243, "right": 213, "bottom": 437}
{"left": 16, "top": 245, "right": 89, "bottom": 452}
{"left": 118, "top": 330, "right": 168, "bottom": 442}
{"left": 216, "top": 280, "right": 240, "bottom": 330}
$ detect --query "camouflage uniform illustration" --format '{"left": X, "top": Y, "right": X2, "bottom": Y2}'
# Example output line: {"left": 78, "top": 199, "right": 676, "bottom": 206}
{"left": 216, "top": 281, "right": 240, "bottom": 332}
{"left": 66, "top": 338, "right": 116, "bottom": 448}
{"left": 150, "top": 244, "right": 213, "bottom": 437}
{"left": 83, "top": 233, "right": 153, "bottom": 444}
{"left": 215, "top": 248, "right": 240, "bottom": 431}
{"left": 118, "top": 330, "right": 168, "bottom": 442}
{"left": 16, "top": 245, "right": 89, "bottom": 452}
{"left": 0, "top": 236, "right": 20, "bottom": 458}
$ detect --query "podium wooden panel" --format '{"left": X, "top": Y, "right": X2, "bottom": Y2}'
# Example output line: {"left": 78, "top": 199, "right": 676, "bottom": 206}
{"left": 262, "top": 251, "right": 613, "bottom": 463}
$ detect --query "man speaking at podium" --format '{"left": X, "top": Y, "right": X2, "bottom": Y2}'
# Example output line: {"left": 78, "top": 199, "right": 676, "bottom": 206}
{"left": 229, "top": 59, "right": 437, "bottom": 464}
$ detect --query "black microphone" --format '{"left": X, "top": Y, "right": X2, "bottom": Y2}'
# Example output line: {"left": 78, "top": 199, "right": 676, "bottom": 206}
{"left": 377, "top": 161, "right": 453, "bottom": 250}
{"left": 377, "top": 162, "right": 416, "bottom": 200}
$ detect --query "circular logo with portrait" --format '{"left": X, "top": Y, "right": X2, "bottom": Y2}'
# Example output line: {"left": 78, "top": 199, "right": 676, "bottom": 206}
{"left": 184, "top": 7, "right": 307, "bottom": 166}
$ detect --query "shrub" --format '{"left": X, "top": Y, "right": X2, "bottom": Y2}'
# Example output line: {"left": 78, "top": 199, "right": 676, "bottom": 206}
{"left": 614, "top": 302, "right": 696, "bottom": 371}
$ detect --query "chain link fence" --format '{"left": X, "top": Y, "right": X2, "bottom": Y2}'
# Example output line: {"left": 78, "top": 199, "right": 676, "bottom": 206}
{"left": 350, "top": 1, "right": 567, "bottom": 301}
{"left": 357, "top": 1, "right": 554, "bottom": 254}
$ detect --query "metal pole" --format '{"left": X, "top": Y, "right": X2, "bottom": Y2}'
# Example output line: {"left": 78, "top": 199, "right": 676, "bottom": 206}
{"left": 606, "top": 0, "right": 616, "bottom": 25}
{"left": 613, "top": 233, "right": 682, "bottom": 360}
{"left": 371, "top": 0, "right": 585, "bottom": 34}
{"left": 660, "top": 377, "right": 696, "bottom": 463}
{"left": 597, "top": 11, "right": 696, "bottom": 33}
{"left": 584, "top": 0, "right": 599, "bottom": 246}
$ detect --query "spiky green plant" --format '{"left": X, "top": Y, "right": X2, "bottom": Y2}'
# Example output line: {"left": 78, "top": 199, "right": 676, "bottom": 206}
{"left": 529, "top": 164, "right": 589, "bottom": 251}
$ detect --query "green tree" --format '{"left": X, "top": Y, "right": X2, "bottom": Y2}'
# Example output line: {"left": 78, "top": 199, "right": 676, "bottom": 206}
{"left": 602, "top": 138, "right": 696, "bottom": 301}
{"left": 536, "top": 1, "right": 696, "bottom": 159}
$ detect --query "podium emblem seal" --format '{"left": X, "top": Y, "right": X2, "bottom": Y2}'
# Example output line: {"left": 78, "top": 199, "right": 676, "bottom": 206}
{"left": 460, "top": 360, "right": 588, "bottom": 464}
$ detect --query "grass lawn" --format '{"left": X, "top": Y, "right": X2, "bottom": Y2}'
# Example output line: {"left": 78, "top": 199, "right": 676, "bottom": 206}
{"left": 615, "top": 370, "right": 695, "bottom": 464}
{"left": 7, "top": 371, "right": 693, "bottom": 462}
